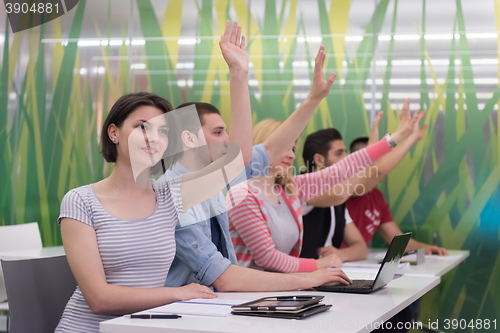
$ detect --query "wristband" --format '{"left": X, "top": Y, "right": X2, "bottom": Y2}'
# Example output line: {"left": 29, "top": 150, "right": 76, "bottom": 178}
{"left": 384, "top": 133, "right": 397, "bottom": 148}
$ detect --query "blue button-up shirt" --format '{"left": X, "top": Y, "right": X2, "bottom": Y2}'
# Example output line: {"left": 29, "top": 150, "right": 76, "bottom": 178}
{"left": 164, "top": 144, "right": 269, "bottom": 287}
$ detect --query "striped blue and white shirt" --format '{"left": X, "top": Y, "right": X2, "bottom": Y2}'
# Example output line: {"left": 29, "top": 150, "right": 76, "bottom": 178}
{"left": 55, "top": 178, "right": 182, "bottom": 332}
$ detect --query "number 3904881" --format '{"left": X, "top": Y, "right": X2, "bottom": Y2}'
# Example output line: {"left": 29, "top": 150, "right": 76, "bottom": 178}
{"left": 5, "top": 2, "right": 59, "bottom": 14}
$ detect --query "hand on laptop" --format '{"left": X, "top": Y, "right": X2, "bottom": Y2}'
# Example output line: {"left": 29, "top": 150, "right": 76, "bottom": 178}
{"left": 305, "top": 268, "right": 352, "bottom": 288}
{"left": 316, "top": 252, "right": 342, "bottom": 268}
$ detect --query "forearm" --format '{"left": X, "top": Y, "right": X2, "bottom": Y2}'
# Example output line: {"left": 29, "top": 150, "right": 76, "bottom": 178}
{"left": 213, "top": 265, "right": 309, "bottom": 292}
{"left": 406, "top": 238, "right": 427, "bottom": 252}
{"left": 228, "top": 69, "right": 252, "bottom": 165}
{"left": 263, "top": 95, "right": 321, "bottom": 163}
{"left": 336, "top": 242, "right": 368, "bottom": 262}
{"left": 83, "top": 284, "right": 183, "bottom": 315}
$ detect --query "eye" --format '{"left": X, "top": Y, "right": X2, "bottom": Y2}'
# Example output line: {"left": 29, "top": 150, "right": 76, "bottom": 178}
{"left": 159, "top": 129, "right": 168, "bottom": 136}
{"left": 138, "top": 124, "right": 147, "bottom": 131}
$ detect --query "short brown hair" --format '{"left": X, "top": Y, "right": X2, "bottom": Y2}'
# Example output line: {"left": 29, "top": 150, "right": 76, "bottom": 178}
{"left": 101, "top": 92, "right": 173, "bottom": 163}
{"left": 176, "top": 102, "right": 221, "bottom": 127}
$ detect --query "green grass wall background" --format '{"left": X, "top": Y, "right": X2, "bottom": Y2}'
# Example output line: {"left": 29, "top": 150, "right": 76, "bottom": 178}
{"left": 0, "top": 0, "right": 499, "bottom": 331}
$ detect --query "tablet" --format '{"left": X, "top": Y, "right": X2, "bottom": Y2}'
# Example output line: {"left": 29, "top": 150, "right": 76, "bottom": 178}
{"left": 231, "top": 295, "right": 324, "bottom": 311}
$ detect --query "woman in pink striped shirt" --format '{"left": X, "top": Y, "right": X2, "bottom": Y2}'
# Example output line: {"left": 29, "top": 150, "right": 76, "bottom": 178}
{"left": 227, "top": 109, "right": 424, "bottom": 273}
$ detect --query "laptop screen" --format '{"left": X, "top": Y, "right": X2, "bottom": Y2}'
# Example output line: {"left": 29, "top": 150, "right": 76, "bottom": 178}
{"left": 372, "top": 233, "right": 412, "bottom": 290}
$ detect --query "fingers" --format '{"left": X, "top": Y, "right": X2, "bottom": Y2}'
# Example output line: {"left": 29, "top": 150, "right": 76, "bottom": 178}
{"left": 329, "top": 269, "right": 352, "bottom": 284}
{"left": 373, "top": 111, "right": 383, "bottom": 125}
{"left": 240, "top": 35, "right": 246, "bottom": 50}
{"left": 400, "top": 98, "right": 411, "bottom": 121}
{"left": 235, "top": 25, "right": 242, "bottom": 48}
{"left": 313, "top": 47, "right": 326, "bottom": 80}
{"left": 325, "top": 73, "right": 336, "bottom": 90}
{"left": 229, "top": 21, "right": 238, "bottom": 44}
{"left": 222, "top": 20, "right": 230, "bottom": 41}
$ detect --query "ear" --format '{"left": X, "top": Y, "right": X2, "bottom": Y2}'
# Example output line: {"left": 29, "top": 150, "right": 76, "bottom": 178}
{"left": 313, "top": 153, "right": 325, "bottom": 169}
{"left": 108, "top": 124, "right": 118, "bottom": 143}
{"left": 181, "top": 130, "right": 198, "bottom": 149}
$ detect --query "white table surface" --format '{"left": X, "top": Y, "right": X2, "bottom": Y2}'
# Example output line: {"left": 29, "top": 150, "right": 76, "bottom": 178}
{"left": 0, "top": 246, "right": 65, "bottom": 260}
{"left": 100, "top": 275, "right": 440, "bottom": 333}
{"left": 367, "top": 249, "right": 469, "bottom": 277}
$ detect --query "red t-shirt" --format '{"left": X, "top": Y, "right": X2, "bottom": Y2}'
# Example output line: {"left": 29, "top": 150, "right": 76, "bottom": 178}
{"left": 345, "top": 188, "right": 393, "bottom": 244}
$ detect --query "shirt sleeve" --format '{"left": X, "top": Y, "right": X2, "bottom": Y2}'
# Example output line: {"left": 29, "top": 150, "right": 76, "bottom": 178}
{"left": 153, "top": 176, "right": 184, "bottom": 217}
{"left": 227, "top": 185, "right": 317, "bottom": 273}
{"left": 292, "top": 138, "right": 392, "bottom": 203}
{"left": 345, "top": 208, "right": 353, "bottom": 225}
{"left": 58, "top": 189, "right": 93, "bottom": 228}
{"left": 172, "top": 219, "right": 232, "bottom": 286}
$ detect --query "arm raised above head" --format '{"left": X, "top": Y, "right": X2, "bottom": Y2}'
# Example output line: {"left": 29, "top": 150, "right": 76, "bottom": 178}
{"left": 263, "top": 45, "right": 336, "bottom": 164}
{"left": 220, "top": 21, "right": 252, "bottom": 166}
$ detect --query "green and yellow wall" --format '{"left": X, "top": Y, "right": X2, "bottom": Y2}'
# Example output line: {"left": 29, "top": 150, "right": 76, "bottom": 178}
{"left": 0, "top": 0, "right": 498, "bottom": 331}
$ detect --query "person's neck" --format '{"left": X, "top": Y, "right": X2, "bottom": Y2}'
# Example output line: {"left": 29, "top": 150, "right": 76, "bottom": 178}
{"left": 178, "top": 147, "right": 210, "bottom": 172}
{"left": 252, "top": 174, "right": 276, "bottom": 192}
{"left": 105, "top": 158, "right": 152, "bottom": 194}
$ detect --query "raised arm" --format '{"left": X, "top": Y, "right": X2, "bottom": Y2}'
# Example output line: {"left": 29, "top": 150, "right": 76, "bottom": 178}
{"left": 307, "top": 99, "right": 426, "bottom": 207}
{"left": 220, "top": 21, "right": 252, "bottom": 166}
{"left": 263, "top": 45, "right": 336, "bottom": 164}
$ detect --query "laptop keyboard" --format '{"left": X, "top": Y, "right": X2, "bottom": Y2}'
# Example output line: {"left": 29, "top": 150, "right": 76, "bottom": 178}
{"left": 335, "top": 280, "right": 373, "bottom": 289}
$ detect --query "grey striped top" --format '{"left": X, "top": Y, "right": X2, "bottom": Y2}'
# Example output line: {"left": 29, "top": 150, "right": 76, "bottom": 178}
{"left": 55, "top": 178, "right": 182, "bottom": 333}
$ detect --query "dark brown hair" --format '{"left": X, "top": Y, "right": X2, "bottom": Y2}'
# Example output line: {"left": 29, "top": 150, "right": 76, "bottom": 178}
{"left": 302, "top": 128, "right": 343, "bottom": 173}
{"left": 101, "top": 92, "right": 173, "bottom": 163}
{"left": 176, "top": 102, "right": 221, "bottom": 127}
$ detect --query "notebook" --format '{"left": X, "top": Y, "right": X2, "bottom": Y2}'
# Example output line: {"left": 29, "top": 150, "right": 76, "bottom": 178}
{"left": 314, "top": 233, "right": 411, "bottom": 294}
{"left": 135, "top": 298, "right": 246, "bottom": 317}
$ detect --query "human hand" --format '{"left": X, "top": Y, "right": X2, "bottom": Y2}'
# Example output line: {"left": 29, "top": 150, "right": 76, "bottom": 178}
{"left": 219, "top": 21, "right": 247, "bottom": 74}
{"left": 317, "top": 246, "right": 338, "bottom": 258}
{"left": 304, "top": 268, "right": 352, "bottom": 289}
{"left": 390, "top": 98, "right": 423, "bottom": 144}
{"left": 316, "top": 251, "right": 343, "bottom": 268}
{"left": 407, "top": 111, "right": 427, "bottom": 144}
{"left": 308, "top": 45, "right": 336, "bottom": 102}
{"left": 175, "top": 283, "right": 218, "bottom": 301}
{"left": 424, "top": 245, "right": 448, "bottom": 256}
{"left": 367, "top": 111, "right": 384, "bottom": 146}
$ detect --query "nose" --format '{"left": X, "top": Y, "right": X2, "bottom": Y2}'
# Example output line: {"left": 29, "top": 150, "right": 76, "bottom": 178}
{"left": 288, "top": 149, "right": 296, "bottom": 160}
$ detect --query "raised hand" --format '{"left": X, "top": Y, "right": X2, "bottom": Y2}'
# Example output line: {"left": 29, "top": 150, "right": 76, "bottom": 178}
{"left": 367, "top": 111, "right": 384, "bottom": 146}
{"left": 407, "top": 111, "right": 427, "bottom": 143}
{"left": 219, "top": 21, "right": 247, "bottom": 74}
{"left": 309, "top": 45, "right": 336, "bottom": 101}
{"left": 390, "top": 98, "right": 423, "bottom": 144}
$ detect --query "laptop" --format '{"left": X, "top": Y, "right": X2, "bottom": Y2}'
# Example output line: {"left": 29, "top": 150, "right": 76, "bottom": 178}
{"left": 314, "top": 233, "right": 411, "bottom": 294}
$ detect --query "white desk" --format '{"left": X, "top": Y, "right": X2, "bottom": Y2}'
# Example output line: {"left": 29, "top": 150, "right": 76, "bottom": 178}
{"left": 0, "top": 246, "right": 65, "bottom": 260}
{"left": 368, "top": 249, "right": 469, "bottom": 277}
{"left": 100, "top": 275, "right": 440, "bottom": 333}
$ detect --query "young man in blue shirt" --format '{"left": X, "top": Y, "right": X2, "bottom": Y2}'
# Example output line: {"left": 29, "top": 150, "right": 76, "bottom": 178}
{"left": 164, "top": 21, "right": 350, "bottom": 291}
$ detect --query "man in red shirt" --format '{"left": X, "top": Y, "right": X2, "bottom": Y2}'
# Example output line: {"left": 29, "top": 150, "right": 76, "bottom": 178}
{"left": 307, "top": 101, "right": 447, "bottom": 255}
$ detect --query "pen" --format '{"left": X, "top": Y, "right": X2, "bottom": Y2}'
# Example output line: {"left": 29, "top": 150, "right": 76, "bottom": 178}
{"left": 131, "top": 314, "right": 182, "bottom": 319}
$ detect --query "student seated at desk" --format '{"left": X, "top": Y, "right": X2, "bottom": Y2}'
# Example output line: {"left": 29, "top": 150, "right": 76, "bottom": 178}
{"left": 56, "top": 22, "right": 252, "bottom": 333}
{"left": 305, "top": 104, "right": 447, "bottom": 255}
{"left": 300, "top": 128, "right": 368, "bottom": 262}
{"left": 227, "top": 107, "right": 421, "bottom": 273}
{"left": 165, "top": 25, "right": 352, "bottom": 291}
